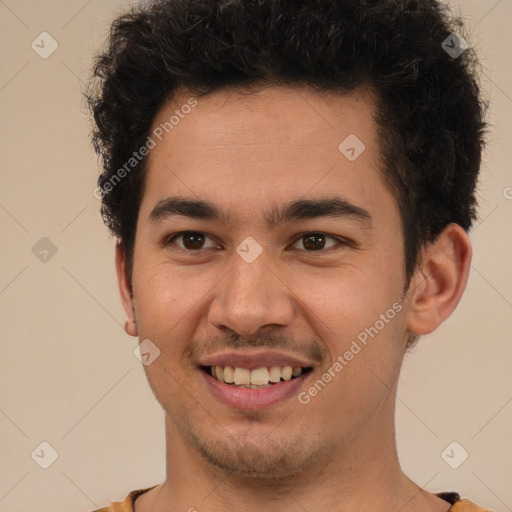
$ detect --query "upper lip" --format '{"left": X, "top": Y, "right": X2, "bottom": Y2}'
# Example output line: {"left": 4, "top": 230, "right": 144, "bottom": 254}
{"left": 198, "top": 350, "right": 315, "bottom": 370}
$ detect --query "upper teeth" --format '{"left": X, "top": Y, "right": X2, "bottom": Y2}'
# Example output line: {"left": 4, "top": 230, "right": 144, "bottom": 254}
{"left": 211, "top": 365, "right": 303, "bottom": 386}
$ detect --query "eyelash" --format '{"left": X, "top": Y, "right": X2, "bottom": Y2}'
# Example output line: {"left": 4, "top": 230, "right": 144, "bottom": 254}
{"left": 163, "top": 231, "right": 348, "bottom": 253}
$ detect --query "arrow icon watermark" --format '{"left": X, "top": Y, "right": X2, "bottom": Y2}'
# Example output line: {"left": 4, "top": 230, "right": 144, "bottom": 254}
{"left": 236, "top": 236, "right": 263, "bottom": 263}
{"left": 441, "top": 32, "right": 468, "bottom": 59}
{"left": 31, "top": 441, "right": 59, "bottom": 469}
{"left": 32, "top": 237, "right": 58, "bottom": 263}
{"left": 441, "top": 441, "right": 469, "bottom": 469}
{"left": 339, "top": 134, "right": 366, "bottom": 161}
{"left": 134, "top": 339, "right": 161, "bottom": 366}
{"left": 31, "top": 31, "right": 58, "bottom": 59}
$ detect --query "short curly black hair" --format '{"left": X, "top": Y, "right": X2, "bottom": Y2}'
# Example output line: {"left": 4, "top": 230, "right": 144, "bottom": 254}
{"left": 87, "top": 0, "right": 487, "bottom": 288}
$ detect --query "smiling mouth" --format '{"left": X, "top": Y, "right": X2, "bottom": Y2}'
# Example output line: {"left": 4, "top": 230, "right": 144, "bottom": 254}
{"left": 200, "top": 365, "right": 313, "bottom": 389}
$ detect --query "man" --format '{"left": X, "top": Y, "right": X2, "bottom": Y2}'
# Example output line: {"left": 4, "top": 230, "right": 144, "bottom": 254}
{"left": 86, "top": 0, "right": 492, "bottom": 510}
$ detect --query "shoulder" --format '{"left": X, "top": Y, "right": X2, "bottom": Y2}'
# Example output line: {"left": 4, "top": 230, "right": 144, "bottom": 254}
{"left": 449, "top": 500, "right": 494, "bottom": 512}
{"left": 436, "top": 492, "right": 494, "bottom": 512}
{"left": 88, "top": 486, "right": 158, "bottom": 512}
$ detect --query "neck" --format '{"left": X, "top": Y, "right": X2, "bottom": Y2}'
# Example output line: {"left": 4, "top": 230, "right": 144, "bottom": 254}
{"left": 137, "top": 396, "right": 448, "bottom": 512}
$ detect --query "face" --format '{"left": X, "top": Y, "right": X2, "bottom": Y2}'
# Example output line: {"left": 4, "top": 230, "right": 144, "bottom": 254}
{"left": 120, "top": 85, "right": 413, "bottom": 478}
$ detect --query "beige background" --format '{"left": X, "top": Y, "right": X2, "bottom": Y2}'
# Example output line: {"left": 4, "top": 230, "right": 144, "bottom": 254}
{"left": 0, "top": 0, "right": 511, "bottom": 510}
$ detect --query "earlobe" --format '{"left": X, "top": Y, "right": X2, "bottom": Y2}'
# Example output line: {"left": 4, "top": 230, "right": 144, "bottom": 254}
{"left": 124, "top": 318, "right": 139, "bottom": 337}
{"left": 115, "top": 242, "right": 139, "bottom": 337}
{"left": 406, "top": 223, "right": 472, "bottom": 336}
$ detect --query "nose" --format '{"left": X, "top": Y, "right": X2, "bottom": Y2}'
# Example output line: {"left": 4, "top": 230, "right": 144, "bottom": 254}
{"left": 208, "top": 252, "right": 294, "bottom": 337}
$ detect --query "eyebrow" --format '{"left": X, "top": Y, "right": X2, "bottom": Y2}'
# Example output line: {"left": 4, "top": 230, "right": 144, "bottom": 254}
{"left": 148, "top": 195, "right": 373, "bottom": 230}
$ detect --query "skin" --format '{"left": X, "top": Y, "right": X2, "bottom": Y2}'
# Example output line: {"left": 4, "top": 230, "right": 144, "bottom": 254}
{"left": 115, "top": 84, "right": 472, "bottom": 512}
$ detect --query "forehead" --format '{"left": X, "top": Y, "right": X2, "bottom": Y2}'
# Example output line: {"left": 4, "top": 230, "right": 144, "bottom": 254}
{"left": 141, "top": 84, "right": 395, "bottom": 227}
{"left": 149, "top": 84, "right": 379, "bottom": 160}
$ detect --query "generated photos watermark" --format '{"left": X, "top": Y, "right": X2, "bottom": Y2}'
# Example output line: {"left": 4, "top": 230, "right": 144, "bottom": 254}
{"left": 298, "top": 301, "right": 403, "bottom": 405}
{"left": 93, "top": 97, "right": 197, "bottom": 200}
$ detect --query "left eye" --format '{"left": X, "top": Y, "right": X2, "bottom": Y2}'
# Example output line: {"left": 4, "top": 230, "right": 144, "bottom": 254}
{"left": 290, "top": 232, "right": 342, "bottom": 251}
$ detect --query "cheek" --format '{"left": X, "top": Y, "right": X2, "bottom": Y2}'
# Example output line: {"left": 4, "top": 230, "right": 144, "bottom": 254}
{"left": 289, "top": 262, "right": 401, "bottom": 341}
{"left": 298, "top": 313, "right": 406, "bottom": 434}
{"left": 289, "top": 260, "right": 407, "bottom": 414}
{"left": 133, "top": 259, "right": 210, "bottom": 323}
{"left": 132, "top": 264, "right": 206, "bottom": 405}
{"left": 130, "top": 269, "right": 199, "bottom": 374}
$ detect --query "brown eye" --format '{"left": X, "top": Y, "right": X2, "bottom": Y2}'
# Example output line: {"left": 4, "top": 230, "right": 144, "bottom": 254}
{"left": 292, "top": 232, "right": 342, "bottom": 251}
{"left": 302, "top": 233, "right": 326, "bottom": 250}
{"left": 166, "top": 231, "right": 217, "bottom": 251}
{"left": 181, "top": 232, "right": 205, "bottom": 250}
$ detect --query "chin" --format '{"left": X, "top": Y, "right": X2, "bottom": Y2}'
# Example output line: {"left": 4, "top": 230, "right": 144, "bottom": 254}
{"left": 189, "top": 428, "right": 326, "bottom": 480}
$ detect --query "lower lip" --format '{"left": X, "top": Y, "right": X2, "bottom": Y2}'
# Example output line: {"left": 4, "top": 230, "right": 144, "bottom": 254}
{"left": 201, "top": 370, "right": 309, "bottom": 410}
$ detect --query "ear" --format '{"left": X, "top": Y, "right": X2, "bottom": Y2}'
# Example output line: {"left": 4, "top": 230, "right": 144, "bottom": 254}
{"left": 115, "top": 242, "right": 138, "bottom": 337}
{"left": 406, "top": 223, "right": 472, "bottom": 336}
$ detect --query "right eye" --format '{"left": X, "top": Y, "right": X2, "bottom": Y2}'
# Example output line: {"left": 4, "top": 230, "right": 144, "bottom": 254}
{"left": 164, "top": 231, "right": 220, "bottom": 252}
